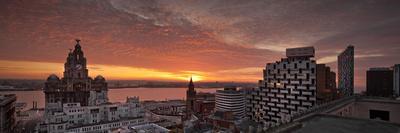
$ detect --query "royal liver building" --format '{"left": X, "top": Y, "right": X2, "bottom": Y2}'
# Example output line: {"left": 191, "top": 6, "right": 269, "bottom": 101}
{"left": 40, "top": 40, "right": 145, "bottom": 133}
{"left": 44, "top": 39, "right": 108, "bottom": 113}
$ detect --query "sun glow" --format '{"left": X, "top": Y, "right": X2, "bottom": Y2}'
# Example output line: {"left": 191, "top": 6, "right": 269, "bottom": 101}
{"left": 0, "top": 60, "right": 207, "bottom": 81}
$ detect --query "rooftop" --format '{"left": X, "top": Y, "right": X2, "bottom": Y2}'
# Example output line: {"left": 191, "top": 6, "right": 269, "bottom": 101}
{"left": 293, "top": 115, "right": 400, "bottom": 133}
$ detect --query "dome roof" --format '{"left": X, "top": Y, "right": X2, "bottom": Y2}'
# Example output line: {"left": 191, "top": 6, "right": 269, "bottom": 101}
{"left": 47, "top": 74, "right": 60, "bottom": 81}
{"left": 94, "top": 75, "right": 105, "bottom": 81}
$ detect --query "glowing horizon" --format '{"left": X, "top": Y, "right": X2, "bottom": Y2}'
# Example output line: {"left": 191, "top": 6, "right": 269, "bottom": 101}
{"left": 0, "top": 60, "right": 257, "bottom": 82}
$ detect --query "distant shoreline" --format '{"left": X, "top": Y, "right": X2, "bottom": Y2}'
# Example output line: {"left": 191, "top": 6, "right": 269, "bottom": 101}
{"left": 0, "top": 87, "right": 223, "bottom": 91}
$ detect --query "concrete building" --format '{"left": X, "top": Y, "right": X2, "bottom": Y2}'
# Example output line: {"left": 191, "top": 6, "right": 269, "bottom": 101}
{"left": 316, "top": 64, "right": 337, "bottom": 103}
{"left": 393, "top": 64, "right": 400, "bottom": 97}
{"left": 247, "top": 47, "right": 317, "bottom": 125}
{"left": 38, "top": 97, "right": 145, "bottom": 133}
{"left": 117, "top": 123, "right": 170, "bottom": 133}
{"left": 367, "top": 67, "right": 393, "bottom": 97}
{"left": 0, "top": 94, "right": 16, "bottom": 133}
{"left": 193, "top": 92, "right": 215, "bottom": 120}
{"left": 215, "top": 87, "right": 246, "bottom": 119}
{"left": 338, "top": 45, "right": 354, "bottom": 96}
{"left": 263, "top": 96, "right": 400, "bottom": 133}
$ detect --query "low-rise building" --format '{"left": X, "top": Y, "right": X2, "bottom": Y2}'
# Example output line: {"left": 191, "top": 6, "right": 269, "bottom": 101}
{"left": 0, "top": 94, "right": 16, "bottom": 133}
{"left": 38, "top": 97, "right": 145, "bottom": 133}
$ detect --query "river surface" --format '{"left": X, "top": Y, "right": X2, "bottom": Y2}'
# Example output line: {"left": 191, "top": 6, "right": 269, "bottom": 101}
{"left": 1, "top": 88, "right": 220, "bottom": 109}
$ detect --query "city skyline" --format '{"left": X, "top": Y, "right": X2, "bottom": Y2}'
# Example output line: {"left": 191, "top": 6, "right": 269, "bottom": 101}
{"left": 1, "top": 0, "right": 400, "bottom": 92}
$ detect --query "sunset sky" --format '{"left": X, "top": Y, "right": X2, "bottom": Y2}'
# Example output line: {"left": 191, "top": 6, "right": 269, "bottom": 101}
{"left": 1, "top": 0, "right": 400, "bottom": 92}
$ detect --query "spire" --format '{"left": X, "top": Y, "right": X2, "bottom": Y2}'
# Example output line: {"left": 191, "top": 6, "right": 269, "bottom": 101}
{"left": 188, "top": 76, "right": 194, "bottom": 90}
{"left": 189, "top": 76, "right": 194, "bottom": 86}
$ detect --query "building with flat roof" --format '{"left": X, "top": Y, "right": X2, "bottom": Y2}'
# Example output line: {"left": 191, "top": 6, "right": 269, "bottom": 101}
{"left": 367, "top": 67, "right": 393, "bottom": 97}
{"left": 393, "top": 64, "right": 400, "bottom": 97}
{"left": 338, "top": 45, "right": 354, "bottom": 96}
{"left": 247, "top": 46, "right": 317, "bottom": 125}
{"left": 263, "top": 96, "right": 400, "bottom": 133}
{"left": 0, "top": 94, "right": 16, "bottom": 133}
{"left": 316, "top": 64, "right": 337, "bottom": 103}
{"left": 215, "top": 87, "right": 245, "bottom": 119}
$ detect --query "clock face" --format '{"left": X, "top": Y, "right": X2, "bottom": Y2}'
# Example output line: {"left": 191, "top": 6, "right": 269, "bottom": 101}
{"left": 75, "top": 64, "right": 82, "bottom": 70}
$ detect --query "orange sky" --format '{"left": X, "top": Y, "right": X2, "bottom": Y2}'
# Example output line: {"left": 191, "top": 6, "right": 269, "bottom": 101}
{"left": 1, "top": 0, "right": 400, "bottom": 92}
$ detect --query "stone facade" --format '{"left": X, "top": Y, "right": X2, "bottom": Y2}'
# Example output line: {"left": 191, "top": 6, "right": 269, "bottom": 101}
{"left": 44, "top": 40, "right": 108, "bottom": 115}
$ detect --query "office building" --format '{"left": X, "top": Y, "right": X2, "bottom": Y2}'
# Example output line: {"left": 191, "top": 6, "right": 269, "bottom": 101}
{"left": 247, "top": 46, "right": 317, "bottom": 125}
{"left": 44, "top": 39, "right": 108, "bottom": 116}
{"left": 316, "top": 64, "right": 337, "bottom": 103}
{"left": 394, "top": 64, "right": 400, "bottom": 97}
{"left": 39, "top": 40, "right": 145, "bottom": 133}
{"left": 0, "top": 94, "right": 16, "bottom": 133}
{"left": 367, "top": 68, "right": 393, "bottom": 97}
{"left": 215, "top": 87, "right": 245, "bottom": 119}
{"left": 338, "top": 45, "right": 354, "bottom": 96}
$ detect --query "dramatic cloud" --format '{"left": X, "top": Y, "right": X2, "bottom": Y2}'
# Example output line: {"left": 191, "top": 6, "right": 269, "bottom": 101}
{"left": 1, "top": 0, "right": 400, "bottom": 92}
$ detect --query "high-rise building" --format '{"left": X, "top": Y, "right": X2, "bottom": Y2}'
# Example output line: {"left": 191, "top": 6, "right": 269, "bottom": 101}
{"left": 367, "top": 68, "right": 393, "bottom": 97}
{"left": 0, "top": 94, "right": 16, "bottom": 133}
{"left": 394, "top": 64, "right": 400, "bottom": 97}
{"left": 215, "top": 87, "right": 245, "bottom": 119}
{"left": 186, "top": 77, "right": 196, "bottom": 118}
{"left": 338, "top": 45, "right": 354, "bottom": 96}
{"left": 44, "top": 39, "right": 108, "bottom": 115}
{"left": 247, "top": 47, "right": 317, "bottom": 125}
{"left": 316, "top": 64, "right": 337, "bottom": 103}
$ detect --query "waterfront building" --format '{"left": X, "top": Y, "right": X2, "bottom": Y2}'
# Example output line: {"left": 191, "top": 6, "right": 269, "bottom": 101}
{"left": 394, "top": 64, "right": 400, "bottom": 97}
{"left": 44, "top": 39, "right": 108, "bottom": 116}
{"left": 215, "top": 87, "right": 245, "bottom": 119}
{"left": 316, "top": 64, "right": 337, "bottom": 103}
{"left": 247, "top": 47, "right": 317, "bottom": 125}
{"left": 367, "top": 67, "right": 393, "bottom": 97}
{"left": 39, "top": 40, "right": 145, "bottom": 133}
{"left": 0, "top": 94, "right": 16, "bottom": 133}
{"left": 338, "top": 45, "right": 354, "bottom": 96}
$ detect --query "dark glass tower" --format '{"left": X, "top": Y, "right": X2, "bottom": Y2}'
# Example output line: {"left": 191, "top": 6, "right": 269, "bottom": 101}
{"left": 367, "top": 68, "right": 393, "bottom": 97}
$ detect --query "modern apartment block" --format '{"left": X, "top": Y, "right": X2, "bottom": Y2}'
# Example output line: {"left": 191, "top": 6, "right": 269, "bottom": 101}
{"left": 338, "top": 45, "right": 354, "bottom": 96}
{"left": 367, "top": 68, "right": 393, "bottom": 97}
{"left": 215, "top": 87, "right": 245, "bottom": 119}
{"left": 0, "top": 94, "right": 16, "bottom": 133}
{"left": 247, "top": 47, "right": 317, "bottom": 125}
{"left": 394, "top": 64, "right": 400, "bottom": 97}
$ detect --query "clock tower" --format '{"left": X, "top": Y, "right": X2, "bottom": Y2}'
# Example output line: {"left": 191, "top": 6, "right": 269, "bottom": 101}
{"left": 44, "top": 39, "right": 109, "bottom": 115}
{"left": 63, "top": 39, "right": 89, "bottom": 79}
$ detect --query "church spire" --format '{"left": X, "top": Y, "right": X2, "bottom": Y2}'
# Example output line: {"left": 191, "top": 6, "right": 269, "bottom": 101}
{"left": 188, "top": 76, "right": 194, "bottom": 89}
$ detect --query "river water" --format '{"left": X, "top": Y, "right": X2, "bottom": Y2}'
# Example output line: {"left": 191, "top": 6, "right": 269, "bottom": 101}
{"left": 1, "top": 88, "right": 220, "bottom": 109}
